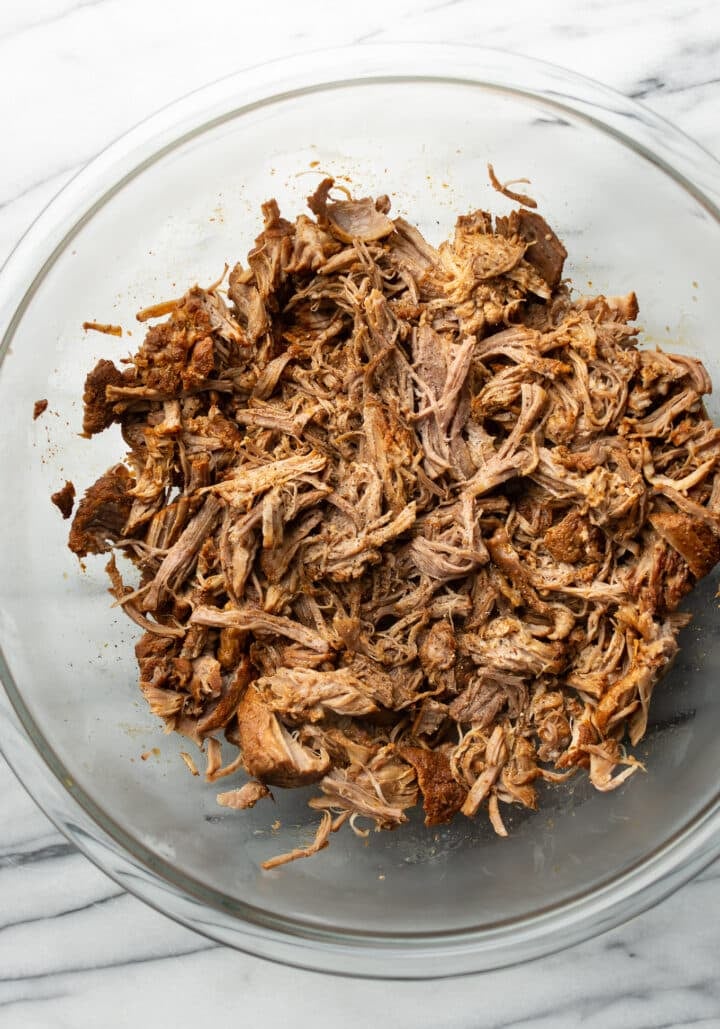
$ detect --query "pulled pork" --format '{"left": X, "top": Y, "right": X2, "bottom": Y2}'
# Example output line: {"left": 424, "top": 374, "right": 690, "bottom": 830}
{"left": 68, "top": 174, "right": 720, "bottom": 867}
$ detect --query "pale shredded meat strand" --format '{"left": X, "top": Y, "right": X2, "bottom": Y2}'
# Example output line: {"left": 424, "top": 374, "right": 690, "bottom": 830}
{"left": 261, "top": 811, "right": 334, "bottom": 870}
{"left": 68, "top": 172, "right": 720, "bottom": 867}
{"left": 487, "top": 163, "right": 538, "bottom": 209}
{"left": 217, "top": 780, "right": 271, "bottom": 809}
{"left": 180, "top": 751, "right": 199, "bottom": 776}
{"left": 83, "top": 320, "right": 123, "bottom": 337}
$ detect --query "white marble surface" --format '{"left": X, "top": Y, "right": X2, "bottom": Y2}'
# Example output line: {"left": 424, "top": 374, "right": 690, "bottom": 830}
{"left": 2, "top": 0, "right": 720, "bottom": 1025}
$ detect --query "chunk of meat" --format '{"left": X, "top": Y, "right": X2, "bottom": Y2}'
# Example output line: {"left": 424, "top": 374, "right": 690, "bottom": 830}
{"left": 449, "top": 673, "right": 528, "bottom": 728}
{"left": 236, "top": 686, "right": 331, "bottom": 787}
{"left": 461, "top": 620, "right": 565, "bottom": 677}
{"left": 308, "top": 178, "right": 394, "bottom": 242}
{"left": 141, "top": 682, "right": 185, "bottom": 719}
{"left": 197, "top": 655, "right": 252, "bottom": 735}
{"left": 51, "top": 480, "right": 76, "bottom": 519}
{"left": 496, "top": 209, "right": 567, "bottom": 288}
{"left": 649, "top": 510, "right": 720, "bottom": 579}
{"left": 131, "top": 288, "right": 219, "bottom": 395}
{"left": 228, "top": 264, "right": 268, "bottom": 343}
{"left": 82, "top": 359, "right": 129, "bottom": 436}
{"left": 284, "top": 215, "right": 341, "bottom": 274}
{"left": 544, "top": 508, "right": 604, "bottom": 564}
{"left": 412, "top": 698, "right": 449, "bottom": 736}
{"left": 68, "top": 464, "right": 135, "bottom": 556}
{"left": 217, "top": 780, "right": 271, "bottom": 810}
{"left": 419, "top": 621, "right": 456, "bottom": 675}
{"left": 399, "top": 746, "right": 467, "bottom": 826}
{"left": 260, "top": 666, "right": 393, "bottom": 723}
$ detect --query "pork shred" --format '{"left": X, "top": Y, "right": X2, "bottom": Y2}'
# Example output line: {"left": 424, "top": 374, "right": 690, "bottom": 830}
{"left": 67, "top": 174, "right": 720, "bottom": 866}
{"left": 51, "top": 480, "right": 76, "bottom": 519}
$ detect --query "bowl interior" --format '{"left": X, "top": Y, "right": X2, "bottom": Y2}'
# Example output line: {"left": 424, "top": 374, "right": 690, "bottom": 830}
{"left": 1, "top": 74, "right": 720, "bottom": 940}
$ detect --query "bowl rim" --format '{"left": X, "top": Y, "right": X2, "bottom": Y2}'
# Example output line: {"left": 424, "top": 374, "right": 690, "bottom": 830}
{"left": 2, "top": 41, "right": 720, "bottom": 978}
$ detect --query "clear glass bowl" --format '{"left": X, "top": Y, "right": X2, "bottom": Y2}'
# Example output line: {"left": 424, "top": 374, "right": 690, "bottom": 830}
{"left": 1, "top": 44, "right": 720, "bottom": 978}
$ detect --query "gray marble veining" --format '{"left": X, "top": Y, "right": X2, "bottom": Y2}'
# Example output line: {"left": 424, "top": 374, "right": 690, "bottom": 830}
{"left": 1, "top": 0, "right": 720, "bottom": 1025}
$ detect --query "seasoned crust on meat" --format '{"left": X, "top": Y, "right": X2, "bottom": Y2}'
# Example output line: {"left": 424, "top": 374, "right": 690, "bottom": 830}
{"left": 82, "top": 359, "right": 129, "bottom": 436}
{"left": 51, "top": 480, "right": 76, "bottom": 519}
{"left": 649, "top": 510, "right": 720, "bottom": 579}
{"left": 68, "top": 464, "right": 134, "bottom": 556}
{"left": 399, "top": 746, "right": 467, "bottom": 826}
{"left": 236, "top": 686, "right": 331, "bottom": 787}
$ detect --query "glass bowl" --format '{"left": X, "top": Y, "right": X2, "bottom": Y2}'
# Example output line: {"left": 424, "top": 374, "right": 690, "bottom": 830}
{"left": 1, "top": 44, "right": 720, "bottom": 979}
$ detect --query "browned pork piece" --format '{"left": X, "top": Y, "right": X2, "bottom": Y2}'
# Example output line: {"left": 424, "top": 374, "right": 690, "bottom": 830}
{"left": 68, "top": 171, "right": 720, "bottom": 867}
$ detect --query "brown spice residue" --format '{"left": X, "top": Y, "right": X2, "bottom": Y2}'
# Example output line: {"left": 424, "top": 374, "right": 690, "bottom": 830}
{"left": 33, "top": 399, "right": 48, "bottom": 420}
{"left": 50, "top": 480, "right": 76, "bottom": 519}
{"left": 83, "top": 321, "right": 123, "bottom": 337}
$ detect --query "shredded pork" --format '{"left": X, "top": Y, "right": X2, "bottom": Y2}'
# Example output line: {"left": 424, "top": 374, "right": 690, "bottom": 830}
{"left": 68, "top": 172, "right": 720, "bottom": 868}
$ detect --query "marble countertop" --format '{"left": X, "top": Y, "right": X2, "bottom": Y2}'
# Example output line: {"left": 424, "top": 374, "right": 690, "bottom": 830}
{"left": 2, "top": 1, "right": 720, "bottom": 1025}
